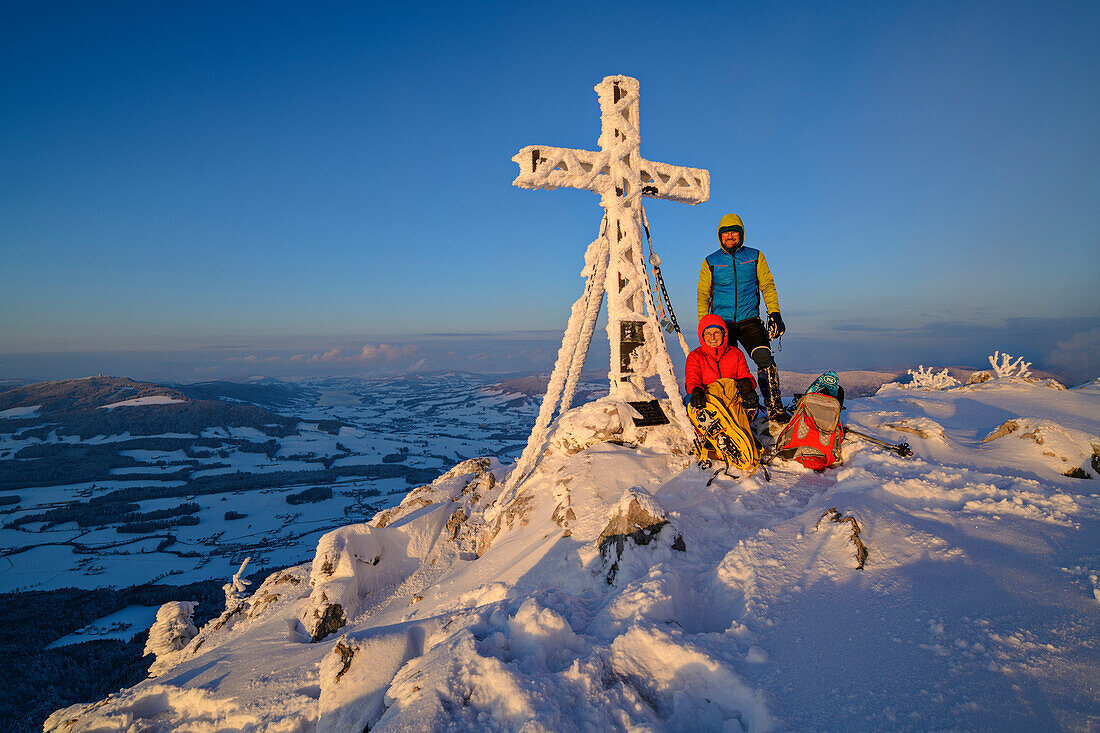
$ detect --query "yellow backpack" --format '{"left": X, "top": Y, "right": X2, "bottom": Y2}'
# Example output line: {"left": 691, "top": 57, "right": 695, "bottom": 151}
{"left": 688, "top": 378, "right": 760, "bottom": 477}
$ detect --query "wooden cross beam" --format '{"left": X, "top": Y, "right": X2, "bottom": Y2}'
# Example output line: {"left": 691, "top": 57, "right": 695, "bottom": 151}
{"left": 513, "top": 144, "right": 708, "bottom": 204}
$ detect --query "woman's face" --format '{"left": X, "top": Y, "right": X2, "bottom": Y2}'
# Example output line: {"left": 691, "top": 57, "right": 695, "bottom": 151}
{"left": 703, "top": 327, "right": 724, "bottom": 347}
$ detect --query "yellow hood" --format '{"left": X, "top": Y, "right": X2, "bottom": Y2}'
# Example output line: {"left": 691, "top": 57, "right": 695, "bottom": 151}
{"left": 717, "top": 213, "right": 745, "bottom": 247}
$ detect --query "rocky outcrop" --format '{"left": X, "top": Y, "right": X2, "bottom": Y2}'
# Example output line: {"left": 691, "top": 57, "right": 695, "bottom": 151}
{"left": 547, "top": 397, "right": 690, "bottom": 459}
{"left": 981, "top": 419, "right": 1100, "bottom": 479}
{"left": 299, "top": 523, "right": 417, "bottom": 641}
{"left": 883, "top": 417, "right": 946, "bottom": 442}
{"left": 597, "top": 489, "right": 684, "bottom": 584}
{"left": 965, "top": 370, "right": 993, "bottom": 385}
{"left": 316, "top": 624, "right": 428, "bottom": 733}
{"left": 301, "top": 458, "right": 505, "bottom": 641}
{"left": 815, "top": 507, "right": 868, "bottom": 570}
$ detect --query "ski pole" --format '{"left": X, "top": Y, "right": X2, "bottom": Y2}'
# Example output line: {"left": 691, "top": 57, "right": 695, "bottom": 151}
{"left": 845, "top": 427, "right": 913, "bottom": 457}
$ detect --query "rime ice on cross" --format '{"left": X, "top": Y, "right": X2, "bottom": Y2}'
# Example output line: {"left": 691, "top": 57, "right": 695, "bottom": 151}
{"left": 505, "top": 75, "right": 710, "bottom": 492}
{"left": 513, "top": 76, "right": 709, "bottom": 390}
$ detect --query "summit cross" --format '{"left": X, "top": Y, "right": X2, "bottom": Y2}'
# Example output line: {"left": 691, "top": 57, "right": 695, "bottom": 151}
{"left": 504, "top": 75, "right": 710, "bottom": 492}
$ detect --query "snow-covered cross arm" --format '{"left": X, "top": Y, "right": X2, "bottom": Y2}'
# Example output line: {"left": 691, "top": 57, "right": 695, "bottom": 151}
{"left": 511, "top": 145, "right": 709, "bottom": 205}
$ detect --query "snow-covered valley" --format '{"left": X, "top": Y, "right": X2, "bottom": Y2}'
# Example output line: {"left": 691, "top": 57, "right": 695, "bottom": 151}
{"left": 43, "top": 371, "right": 1100, "bottom": 732}
{"left": 0, "top": 375, "right": 547, "bottom": 593}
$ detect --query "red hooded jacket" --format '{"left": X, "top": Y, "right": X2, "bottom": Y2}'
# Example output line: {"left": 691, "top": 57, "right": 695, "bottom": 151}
{"left": 685, "top": 314, "right": 756, "bottom": 394}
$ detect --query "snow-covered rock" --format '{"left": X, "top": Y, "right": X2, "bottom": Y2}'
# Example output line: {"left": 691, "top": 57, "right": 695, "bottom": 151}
{"left": 147, "top": 565, "right": 313, "bottom": 677}
{"left": 299, "top": 523, "right": 418, "bottom": 641}
{"left": 596, "top": 488, "right": 684, "bottom": 584}
{"left": 316, "top": 624, "right": 427, "bottom": 732}
{"left": 546, "top": 397, "right": 689, "bottom": 459}
{"left": 300, "top": 457, "right": 504, "bottom": 641}
{"left": 143, "top": 601, "right": 198, "bottom": 675}
{"left": 982, "top": 418, "right": 1100, "bottom": 478}
{"left": 965, "top": 369, "right": 993, "bottom": 385}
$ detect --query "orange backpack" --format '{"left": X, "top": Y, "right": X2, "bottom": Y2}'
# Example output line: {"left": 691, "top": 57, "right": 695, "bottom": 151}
{"left": 775, "top": 392, "right": 844, "bottom": 471}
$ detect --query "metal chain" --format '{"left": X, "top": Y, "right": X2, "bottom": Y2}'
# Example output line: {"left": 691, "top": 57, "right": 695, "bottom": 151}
{"left": 640, "top": 205, "right": 691, "bottom": 356}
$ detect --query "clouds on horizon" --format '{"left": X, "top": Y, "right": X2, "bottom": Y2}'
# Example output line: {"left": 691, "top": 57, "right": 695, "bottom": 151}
{"left": 229, "top": 342, "right": 420, "bottom": 366}
{"left": 1045, "top": 327, "right": 1100, "bottom": 384}
{"left": 0, "top": 334, "right": 568, "bottom": 384}
{"left": 774, "top": 316, "right": 1100, "bottom": 386}
{"left": 1, "top": 318, "right": 1098, "bottom": 386}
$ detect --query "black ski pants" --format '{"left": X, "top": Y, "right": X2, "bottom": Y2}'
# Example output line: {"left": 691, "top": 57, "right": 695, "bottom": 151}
{"left": 721, "top": 317, "right": 775, "bottom": 370}
{"left": 723, "top": 317, "right": 780, "bottom": 407}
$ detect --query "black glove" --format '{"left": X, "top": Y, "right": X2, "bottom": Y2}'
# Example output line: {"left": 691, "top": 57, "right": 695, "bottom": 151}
{"left": 690, "top": 387, "right": 707, "bottom": 409}
{"left": 736, "top": 378, "right": 761, "bottom": 409}
{"left": 767, "top": 312, "right": 785, "bottom": 340}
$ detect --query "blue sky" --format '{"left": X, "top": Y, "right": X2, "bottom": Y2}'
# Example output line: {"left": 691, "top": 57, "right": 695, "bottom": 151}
{"left": 1, "top": 0, "right": 1097, "bottom": 383}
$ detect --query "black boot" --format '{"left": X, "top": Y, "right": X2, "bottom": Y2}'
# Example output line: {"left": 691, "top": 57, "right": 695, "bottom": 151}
{"left": 760, "top": 365, "right": 791, "bottom": 423}
{"left": 756, "top": 367, "right": 771, "bottom": 409}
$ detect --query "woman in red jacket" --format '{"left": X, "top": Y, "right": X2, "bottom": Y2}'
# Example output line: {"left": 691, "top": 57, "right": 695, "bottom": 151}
{"left": 685, "top": 314, "right": 762, "bottom": 415}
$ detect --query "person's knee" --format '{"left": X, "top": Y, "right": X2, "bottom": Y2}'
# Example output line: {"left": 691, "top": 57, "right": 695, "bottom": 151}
{"left": 750, "top": 346, "right": 775, "bottom": 368}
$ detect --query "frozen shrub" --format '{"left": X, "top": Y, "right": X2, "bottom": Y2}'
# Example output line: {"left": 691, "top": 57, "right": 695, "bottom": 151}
{"left": 223, "top": 557, "right": 252, "bottom": 610}
{"left": 144, "top": 601, "right": 198, "bottom": 659}
{"left": 907, "top": 366, "right": 959, "bottom": 390}
{"left": 988, "top": 351, "right": 1032, "bottom": 379}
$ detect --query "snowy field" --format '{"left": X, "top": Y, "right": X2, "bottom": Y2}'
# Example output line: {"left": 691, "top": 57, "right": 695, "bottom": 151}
{"left": 100, "top": 396, "right": 187, "bottom": 409}
{"left": 48, "top": 371, "right": 1100, "bottom": 732}
{"left": 46, "top": 604, "right": 162, "bottom": 648}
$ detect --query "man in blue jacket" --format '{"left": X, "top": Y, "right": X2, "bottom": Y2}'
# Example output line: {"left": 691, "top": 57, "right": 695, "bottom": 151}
{"left": 697, "top": 213, "right": 790, "bottom": 423}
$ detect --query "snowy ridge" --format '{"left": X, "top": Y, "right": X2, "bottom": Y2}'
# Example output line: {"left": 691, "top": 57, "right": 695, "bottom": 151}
{"left": 46, "top": 375, "right": 1100, "bottom": 732}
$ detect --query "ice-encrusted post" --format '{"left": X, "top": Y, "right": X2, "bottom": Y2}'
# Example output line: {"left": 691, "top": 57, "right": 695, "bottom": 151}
{"left": 507, "top": 76, "right": 709, "bottom": 490}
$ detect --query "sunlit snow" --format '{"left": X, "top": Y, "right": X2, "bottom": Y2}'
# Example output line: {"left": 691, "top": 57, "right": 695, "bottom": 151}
{"left": 45, "top": 374, "right": 1100, "bottom": 732}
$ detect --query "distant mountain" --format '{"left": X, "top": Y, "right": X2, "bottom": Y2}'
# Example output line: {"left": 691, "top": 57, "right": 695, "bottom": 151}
{"left": 492, "top": 373, "right": 609, "bottom": 405}
{"left": 781, "top": 370, "right": 904, "bottom": 398}
{"left": 0, "top": 376, "right": 297, "bottom": 442}
{"left": 171, "top": 379, "right": 318, "bottom": 410}
{"left": 495, "top": 370, "right": 907, "bottom": 402}
{"left": 0, "top": 376, "right": 186, "bottom": 413}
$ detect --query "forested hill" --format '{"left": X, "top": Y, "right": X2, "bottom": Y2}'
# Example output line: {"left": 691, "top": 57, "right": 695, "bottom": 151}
{"left": 0, "top": 376, "right": 299, "bottom": 440}
{"left": 171, "top": 378, "right": 319, "bottom": 410}
{"left": 0, "top": 376, "right": 185, "bottom": 412}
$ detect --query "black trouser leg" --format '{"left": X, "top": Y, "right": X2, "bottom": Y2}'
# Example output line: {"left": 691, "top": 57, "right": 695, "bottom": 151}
{"left": 751, "top": 349, "right": 785, "bottom": 414}
{"left": 725, "top": 318, "right": 785, "bottom": 416}
{"left": 760, "top": 364, "right": 785, "bottom": 415}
